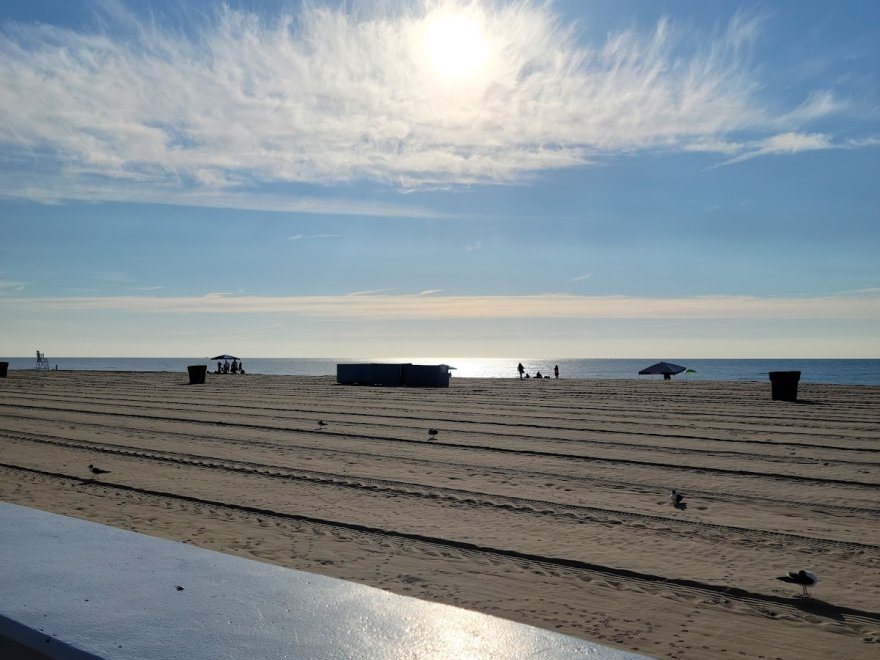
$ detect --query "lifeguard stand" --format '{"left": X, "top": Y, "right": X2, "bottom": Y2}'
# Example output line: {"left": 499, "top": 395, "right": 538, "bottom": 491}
{"left": 36, "top": 350, "right": 50, "bottom": 370}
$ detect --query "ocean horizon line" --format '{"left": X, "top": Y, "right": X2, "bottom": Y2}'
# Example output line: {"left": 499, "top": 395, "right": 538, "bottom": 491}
{"left": 3, "top": 357, "right": 878, "bottom": 385}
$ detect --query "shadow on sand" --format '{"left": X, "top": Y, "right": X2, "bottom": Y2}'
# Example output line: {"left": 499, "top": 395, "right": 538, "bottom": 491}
{"left": 787, "top": 597, "right": 845, "bottom": 622}
{"left": 743, "top": 592, "right": 879, "bottom": 625}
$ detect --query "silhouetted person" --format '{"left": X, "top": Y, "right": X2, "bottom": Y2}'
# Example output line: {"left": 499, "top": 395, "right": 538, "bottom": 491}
{"left": 536, "top": 371, "right": 543, "bottom": 379}
{"left": 231, "top": 359, "right": 239, "bottom": 374}
{"left": 554, "top": 365, "right": 559, "bottom": 379}
{"left": 224, "top": 359, "right": 230, "bottom": 373}
{"left": 238, "top": 361, "right": 245, "bottom": 374}
{"left": 217, "top": 361, "right": 222, "bottom": 374}
{"left": 517, "top": 362, "right": 525, "bottom": 379}
{"left": 663, "top": 373, "right": 671, "bottom": 381}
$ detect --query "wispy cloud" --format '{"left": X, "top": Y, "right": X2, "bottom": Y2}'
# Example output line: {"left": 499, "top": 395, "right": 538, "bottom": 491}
{"left": 345, "top": 288, "right": 396, "bottom": 296}
{"left": 289, "top": 233, "right": 340, "bottom": 240}
{"left": 777, "top": 91, "right": 843, "bottom": 126}
{"left": 0, "top": 279, "right": 25, "bottom": 292}
{"left": 0, "top": 179, "right": 445, "bottom": 217}
{"left": 717, "top": 132, "right": 834, "bottom": 166}
{"left": 0, "top": 2, "right": 866, "bottom": 207}
{"left": 7, "top": 292, "right": 879, "bottom": 321}
{"left": 569, "top": 273, "right": 592, "bottom": 282}
{"left": 695, "top": 132, "right": 880, "bottom": 167}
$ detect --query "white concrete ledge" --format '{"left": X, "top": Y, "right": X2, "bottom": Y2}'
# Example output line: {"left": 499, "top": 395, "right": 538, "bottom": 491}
{"left": 0, "top": 502, "right": 649, "bottom": 659}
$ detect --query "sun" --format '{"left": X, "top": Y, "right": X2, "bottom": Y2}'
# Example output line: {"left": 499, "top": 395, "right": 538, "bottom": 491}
{"left": 424, "top": 14, "right": 489, "bottom": 79}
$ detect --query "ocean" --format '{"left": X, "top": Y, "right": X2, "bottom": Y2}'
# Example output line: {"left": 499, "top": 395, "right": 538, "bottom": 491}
{"left": 3, "top": 357, "right": 879, "bottom": 385}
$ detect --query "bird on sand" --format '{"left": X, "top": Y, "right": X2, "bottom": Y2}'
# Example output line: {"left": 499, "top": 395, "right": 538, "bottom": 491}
{"left": 670, "top": 490, "right": 684, "bottom": 505}
{"left": 317, "top": 420, "right": 327, "bottom": 427}
{"left": 88, "top": 464, "right": 110, "bottom": 477}
{"left": 428, "top": 428, "right": 439, "bottom": 437}
{"left": 777, "top": 570, "right": 818, "bottom": 596}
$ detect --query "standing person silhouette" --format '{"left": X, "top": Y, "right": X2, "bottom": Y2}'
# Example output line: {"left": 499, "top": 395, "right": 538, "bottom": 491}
{"left": 554, "top": 365, "right": 559, "bottom": 379}
{"left": 517, "top": 362, "right": 525, "bottom": 379}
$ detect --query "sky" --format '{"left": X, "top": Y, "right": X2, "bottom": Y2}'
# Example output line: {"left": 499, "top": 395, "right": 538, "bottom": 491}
{"left": 1, "top": 0, "right": 878, "bottom": 358}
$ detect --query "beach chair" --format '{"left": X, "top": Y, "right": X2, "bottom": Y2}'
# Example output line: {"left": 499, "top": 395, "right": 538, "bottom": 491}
{"left": 36, "top": 350, "right": 50, "bottom": 370}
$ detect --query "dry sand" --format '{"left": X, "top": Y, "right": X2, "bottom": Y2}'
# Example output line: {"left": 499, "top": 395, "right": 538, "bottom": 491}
{"left": 1, "top": 370, "right": 878, "bottom": 658}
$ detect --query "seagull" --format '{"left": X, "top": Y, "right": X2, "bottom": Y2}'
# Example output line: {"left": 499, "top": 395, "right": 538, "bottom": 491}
{"left": 428, "top": 429, "right": 439, "bottom": 436}
{"left": 777, "top": 570, "right": 818, "bottom": 596}
{"left": 88, "top": 464, "right": 110, "bottom": 477}
{"left": 317, "top": 420, "right": 327, "bottom": 426}
{"left": 671, "top": 490, "right": 684, "bottom": 505}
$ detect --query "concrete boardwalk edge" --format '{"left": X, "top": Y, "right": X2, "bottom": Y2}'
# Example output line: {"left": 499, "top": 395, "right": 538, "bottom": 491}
{"left": 0, "top": 502, "right": 650, "bottom": 659}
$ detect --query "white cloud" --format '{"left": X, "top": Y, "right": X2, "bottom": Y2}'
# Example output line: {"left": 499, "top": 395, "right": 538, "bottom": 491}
{"left": 717, "top": 132, "right": 835, "bottom": 166}
{"left": 0, "top": 177, "right": 447, "bottom": 217}
{"left": 687, "top": 128, "right": 880, "bottom": 167}
{"left": 685, "top": 139, "right": 744, "bottom": 155}
{"left": 0, "top": 2, "right": 863, "bottom": 206}
{"left": 7, "top": 291, "right": 879, "bottom": 321}
{"left": 345, "top": 288, "right": 396, "bottom": 296}
{"left": 761, "top": 132, "right": 835, "bottom": 152}
{"left": 290, "top": 233, "right": 341, "bottom": 240}
{"left": 569, "top": 273, "right": 592, "bottom": 282}
{"left": 705, "top": 131, "right": 880, "bottom": 167}
{"left": 778, "top": 90, "right": 841, "bottom": 125}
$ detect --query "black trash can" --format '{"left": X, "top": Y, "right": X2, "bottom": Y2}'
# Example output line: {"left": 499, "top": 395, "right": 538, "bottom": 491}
{"left": 769, "top": 371, "right": 800, "bottom": 401}
{"left": 187, "top": 364, "right": 207, "bottom": 385}
{"left": 0, "top": 362, "right": 8, "bottom": 378}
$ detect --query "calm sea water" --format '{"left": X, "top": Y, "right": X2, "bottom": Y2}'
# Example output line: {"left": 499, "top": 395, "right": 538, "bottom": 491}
{"left": 3, "top": 357, "right": 879, "bottom": 385}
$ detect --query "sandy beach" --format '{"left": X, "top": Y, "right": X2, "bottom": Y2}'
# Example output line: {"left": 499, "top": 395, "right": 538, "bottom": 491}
{"left": 1, "top": 370, "right": 878, "bottom": 658}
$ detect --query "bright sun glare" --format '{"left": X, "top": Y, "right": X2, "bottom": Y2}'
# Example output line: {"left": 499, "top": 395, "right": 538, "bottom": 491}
{"left": 425, "top": 14, "right": 489, "bottom": 79}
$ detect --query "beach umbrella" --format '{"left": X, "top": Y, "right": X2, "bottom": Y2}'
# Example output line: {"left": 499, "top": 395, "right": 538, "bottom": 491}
{"left": 211, "top": 354, "right": 239, "bottom": 361}
{"left": 638, "top": 361, "right": 687, "bottom": 376}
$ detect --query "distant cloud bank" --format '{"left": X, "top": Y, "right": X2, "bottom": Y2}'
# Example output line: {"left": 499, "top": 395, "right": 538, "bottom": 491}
{"left": 6, "top": 291, "right": 878, "bottom": 321}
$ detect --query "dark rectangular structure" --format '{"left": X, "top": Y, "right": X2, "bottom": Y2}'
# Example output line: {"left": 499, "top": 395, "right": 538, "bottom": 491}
{"left": 336, "top": 363, "right": 450, "bottom": 388}
{"left": 336, "top": 363, "right": 405, "bottom": 386}
{"left": 769, "top": 371, "right": 800, "bottom": 401}
{"left": 402, "top": 363, "right": 451, "bottom": 387}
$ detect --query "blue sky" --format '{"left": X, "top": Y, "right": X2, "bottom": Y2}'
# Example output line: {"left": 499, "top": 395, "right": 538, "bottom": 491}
{"left": 1, "top": 0, "right": 878, "bottom": 358}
